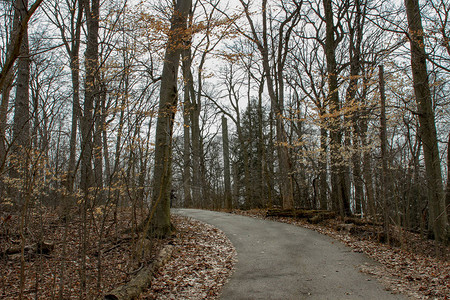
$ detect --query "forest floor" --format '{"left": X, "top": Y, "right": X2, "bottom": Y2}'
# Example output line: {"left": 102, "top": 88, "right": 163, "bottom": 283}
{"left": 1, "top": 206, "right": 448, "bottom": 299}
{"left": 0, "top": 206, "right": 235, "bottom": 299}
{"left": 0, "top": 206, "right": 161, "bottom": 299}
{"left": 139, "top": 214, "right": 236, "bottom": 299}
{"left": 228, "top": 209, "right": 449, "bottom": 300}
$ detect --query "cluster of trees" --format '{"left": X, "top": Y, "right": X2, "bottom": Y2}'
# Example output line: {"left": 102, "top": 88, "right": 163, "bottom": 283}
{"left": 0, "top": 0, "right": 448, "bottom": 250}
{"left": 168, "top": 0, "right": 449, "bottom": 242}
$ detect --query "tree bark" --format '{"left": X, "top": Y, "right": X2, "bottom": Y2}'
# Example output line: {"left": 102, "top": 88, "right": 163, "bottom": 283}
{"left": 148, "top": 0, "right": 191, "bottom": 238}
{"left": 346, "top": 0, "right": 364, "bottom": 215}
{"left": 94, "top": 92, "right": 104, "bottom": 194}
{"left": 180, "top": 46, "right": 202, "bottom": 208}
{"left": 323, "top": 0, "right": 350, "bottom": 216}
{"left": 446, "top": 132, "right": 450, "bottom": 220}
{"left": 11, "top": 0, "right": 31, "bottom": 189}
{"left": 1, "top": 1, "right": 42, "bottom": 157}
{"left": 222, "top": 116, "right": 232, "bottom": 210}
{"left": 65, "top": 0, "right": 83, "bottom": 194}
{"left": 180, "top": 45, "right": 193, "bottom": 207}
{"left": 80, "top": 0, "right": 99, "bottom": 195}
{"left": 80, "top": 0, "right": 99, "bottom": 294}
{"left": 190, "top": 85, "right": 202, "bottom": 207}
{"left": 405, "top": 0, "right": 448, "bottom": 242}
{"left": 257, "top": 75, "right": 267, "bottom": 207}
{"left": 319, "top": 125, "right": 328, "bottom": 210}
{"left": 0, "top": 0, "right": 43, "bottom": 96}
{"left": 182, "top": 89, "right": 192, "bottom": 207}
{"left": 379, "top": 65, "right": 390, "bottom": 242}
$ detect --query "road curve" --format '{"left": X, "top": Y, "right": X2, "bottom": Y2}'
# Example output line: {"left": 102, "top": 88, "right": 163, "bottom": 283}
{"left": 172, "top": 209, "right": 406, "bottom": 300}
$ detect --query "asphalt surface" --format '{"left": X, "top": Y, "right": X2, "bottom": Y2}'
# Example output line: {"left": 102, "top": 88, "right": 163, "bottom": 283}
{"left": 172, "top": 208, "right": 407, "bottom": 300}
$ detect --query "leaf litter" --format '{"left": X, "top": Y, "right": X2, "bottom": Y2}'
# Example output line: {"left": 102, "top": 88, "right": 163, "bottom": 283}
{"left": 140, "top": 214, "right": 236, "bottom": 299}
{"left": 0, "top": 207, "right": 236, "bottom": 300}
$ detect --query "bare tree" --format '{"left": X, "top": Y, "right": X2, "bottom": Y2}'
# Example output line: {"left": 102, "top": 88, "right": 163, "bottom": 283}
{"left": 222, "top": 116, "right": 232, "bottom": 209}
{"left": 43, "top": 0, "right": 84, "bottom": 194}
{"left": 404, "top": 0, "right": 449, "bottom": 243}
{"left": 11, "top": 0, "right": 31, "bottom": 192}
{"left": 238, "top": 0, "right": 302, "bottom": 209}
{"left": 147, "top": 0, "right": 192, "bottom": 238}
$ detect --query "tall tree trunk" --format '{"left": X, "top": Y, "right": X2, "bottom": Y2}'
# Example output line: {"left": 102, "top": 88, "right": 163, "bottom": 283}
{"left": 66, "top": 51, "right": 81, "bottom": 194}
{"left": 379, "top": 65, "right": 390, "bottom": 242}
{"left": 101, "top": 88, "right": 111, "bottom": 185}
{"left": 362, "top": 134, "right": 375, "bottom": 217}
{"left": 222, "top": 116, "right": 232, "bottom": 210}
{"left": 267, "top": 111, "right": 275, "bottom": 207}
{"left": 0, "top": 77, "right": 12, "bottom": 171}
{"left": 446, "top": 132, "right": 450, "bottom": 220}
{"left": 200, "top": 134, "right": 210, "bottom": 208}
{"left": 232, "top": 161, "right": 239, "bottom": 208}
{"left": 11, "top": 0, "right": 31, "bottom": 189}
{"left": 180, "top": 47, "right": 205, "bottom": 209}
{"left": 93, "top": 88, "right": 103, "bottom": 196}
{"left": 319, "top": 124, "right": 328, "bottom": 210}
{"left": 0, "top": 0, "right": 28, "bottom": 176}
{"left": 405, "top": 0, "right": 448, "bottom": 242}
{"left": 225, "top": 65, "right": 250, "bottom": 207}
{"left": 191, "top": 91, "right": 202, "bottom": 207}
{"left": 80, "top": 0, "right": 99, "bottom": 296}
{"left": 347, "top": 0, "right": 364, "bottom": 214}
{"left": 244, "top": 83, "right": 254, "bottom": 207}
{"left": 147, "top": 0, "right": 191, "bottom": 237}
{"left": 180, "top": 45, "right": 197, "bottom": 207}
{"left": 264, "top": 0, "right": 295, "bottom": 209}
{"left": 182, "top": 88, "right": 192, "bottom": 207}
{"left": 80, "top": 0, "right": 99, "bottom": 195}
{"left": 353, "top": 143, "right": 363, "bottom": 214}
{"left": 12, "top": 0, "right": 30, "bottom": 148}
{"left": 111, "top": 68, "right": 129, "bottom": 204}
{"left": 181, "top": 45, "right": 193, "bottom": 208}
{"left": 257, "top": 75, "right": 266, "bottom": 206}
{"left": 323, "top": 0, "right": 350, "bottom": 216}
{"left": 359, "top": 71, "right": 375, "bottom": 217}
{"left": 66, "top": 1, "right": 83, "bottom": 194}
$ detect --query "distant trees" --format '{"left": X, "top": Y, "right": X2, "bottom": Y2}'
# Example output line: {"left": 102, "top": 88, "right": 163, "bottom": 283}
{"left": 201, "top": 0, "right": 448, "bottom": 243}
{"left": 0, "top": 2, "right": 449, "bottom": 296}
{"left": 237, "top": 0, "right": 302, "bottom": 210}
{"left": 222, "top": 116, "right": 232, "bottom": 210}
{"left": 0, "top": 0, "right": 449, "bottom": 296}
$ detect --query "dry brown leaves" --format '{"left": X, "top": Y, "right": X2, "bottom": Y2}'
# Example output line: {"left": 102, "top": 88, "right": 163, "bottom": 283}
{"left": 140, "top": 215, "right": 236, "bottom": 300}
{"left": 231, "top": 209, "right": 450, "bottom": 300}
{"left": 1, "top": 207, "right": 235, "bottom": 300}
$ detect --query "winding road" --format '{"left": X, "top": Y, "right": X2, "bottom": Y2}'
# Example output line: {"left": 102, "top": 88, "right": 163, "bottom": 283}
{"left": 172, "top": 209, "right": 406, "bottom": 300}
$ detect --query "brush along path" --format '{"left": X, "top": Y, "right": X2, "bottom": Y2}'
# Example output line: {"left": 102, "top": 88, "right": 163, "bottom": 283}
{"left": 139, "top": 214, "right": 236, "bottom": 299}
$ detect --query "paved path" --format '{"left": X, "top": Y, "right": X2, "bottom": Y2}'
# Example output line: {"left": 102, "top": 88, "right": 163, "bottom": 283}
{"left": 172, "top": 209, "right": 406, "bottom": 300}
